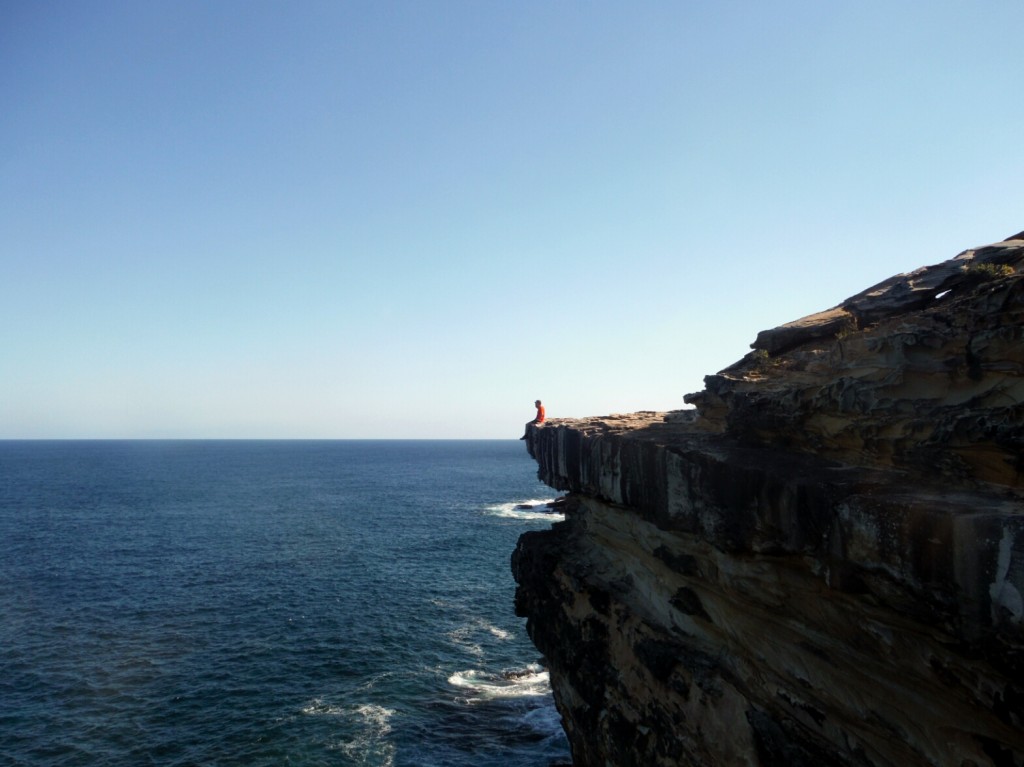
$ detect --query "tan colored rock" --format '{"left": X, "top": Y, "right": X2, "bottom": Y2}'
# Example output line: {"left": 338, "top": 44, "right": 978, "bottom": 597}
{"left": 514, "top": 235, "right": 1024, "bottom": 766}
{"left": 688, "top": 237, "right": 1024, "bottom": 488}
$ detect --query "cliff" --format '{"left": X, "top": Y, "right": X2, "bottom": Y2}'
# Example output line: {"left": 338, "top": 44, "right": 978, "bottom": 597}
{"left": 512, "top": 233, "right": 1024, "bottom": 766}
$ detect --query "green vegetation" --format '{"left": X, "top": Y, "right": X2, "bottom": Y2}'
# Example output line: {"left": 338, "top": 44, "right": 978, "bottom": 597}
{"left": 965, "top": 262, "right": 1015, "bottom": 280}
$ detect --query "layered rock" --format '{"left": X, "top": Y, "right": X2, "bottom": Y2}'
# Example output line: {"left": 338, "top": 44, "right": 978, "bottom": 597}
{"left": 513, "top": 234, "right": 1024, "bottom": 766}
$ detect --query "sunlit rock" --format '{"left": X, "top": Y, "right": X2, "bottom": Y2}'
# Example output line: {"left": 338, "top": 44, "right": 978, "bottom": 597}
{"left": 514, "top": 233, "right": 1024, "bottom": 766}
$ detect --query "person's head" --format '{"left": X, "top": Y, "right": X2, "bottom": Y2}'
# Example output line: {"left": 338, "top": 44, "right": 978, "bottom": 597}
{"left": 535, "top": 400, "right": 542, "bottom": 407}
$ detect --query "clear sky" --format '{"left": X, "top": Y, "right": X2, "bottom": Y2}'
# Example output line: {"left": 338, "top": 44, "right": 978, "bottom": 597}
{"left": 2, "top": 1, "right": 1021, "bottom": 438}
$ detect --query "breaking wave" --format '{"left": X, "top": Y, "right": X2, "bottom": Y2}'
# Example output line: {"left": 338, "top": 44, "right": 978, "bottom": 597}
{"left": 485, "top": 498, "right": 564, "bottom": 521}
{"left": 447, "top": 664, "right": 551, "bottom": 703}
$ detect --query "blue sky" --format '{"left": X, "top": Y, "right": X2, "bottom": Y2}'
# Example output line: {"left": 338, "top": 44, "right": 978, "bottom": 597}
{"left": 2, "top": 1, "right": 1021, "bottom": 438}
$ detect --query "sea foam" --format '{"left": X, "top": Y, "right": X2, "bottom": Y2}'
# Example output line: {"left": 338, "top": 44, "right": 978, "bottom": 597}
{"left": 447, "top": 664, "right": 551, "bottom": 702}
{"left": 485, "top": 498, "right": 564, "bottom": 521}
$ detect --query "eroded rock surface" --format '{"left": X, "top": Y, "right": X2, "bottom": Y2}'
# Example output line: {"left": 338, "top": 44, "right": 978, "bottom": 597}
{"left": 513, "top": 235, "right": 1024, "bottom": 766}
{"left": 692, "top": 236, "right": 1024, "bottom": 488}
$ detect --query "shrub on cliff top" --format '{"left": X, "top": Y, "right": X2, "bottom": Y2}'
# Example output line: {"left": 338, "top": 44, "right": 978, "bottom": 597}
{"left": 965, "top": 262, "right": 1015, "bottom": 280}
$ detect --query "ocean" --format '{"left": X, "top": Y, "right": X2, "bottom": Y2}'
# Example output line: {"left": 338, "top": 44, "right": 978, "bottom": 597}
{"left": 0, "top": 440, "right": 570, "bottom": 766}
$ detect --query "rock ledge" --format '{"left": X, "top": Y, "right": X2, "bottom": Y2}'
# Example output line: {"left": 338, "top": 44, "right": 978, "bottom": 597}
{"left": 513, "top": 234, "right": 1024, "bottom": 767}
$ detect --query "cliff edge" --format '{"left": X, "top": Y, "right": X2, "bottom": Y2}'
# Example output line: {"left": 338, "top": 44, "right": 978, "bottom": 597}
{"left": 513, "top": 233, "right": 1024, "bottom": 766}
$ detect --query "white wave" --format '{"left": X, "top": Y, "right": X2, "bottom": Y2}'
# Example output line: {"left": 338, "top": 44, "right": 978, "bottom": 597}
{"left": 445, "top": 624, "right": 484, "bottom": 658}
{"left": 446, "top": 618, "right": 513, "bottom": 655}
{"left": 329, "top": 703, "right": 397, "bottom": 766}
{"left": 352, "top": 703, "right": 395, "bottom": 733}
{"left": 301, "top": 698, "right": 346, "bottom": 716}
{"left": 485, "top": 498, "right": 564, "bottom": 521}
{"left": 447, "top": 664, "right": 551, "bottom": 702}
{"left": 485, "top": 623, "right": 511, "bottom": 640}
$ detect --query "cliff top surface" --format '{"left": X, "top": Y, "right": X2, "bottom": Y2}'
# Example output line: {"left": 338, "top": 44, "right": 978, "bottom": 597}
{"left": 531, "top": 232, "right": 1024, "bottom": 492}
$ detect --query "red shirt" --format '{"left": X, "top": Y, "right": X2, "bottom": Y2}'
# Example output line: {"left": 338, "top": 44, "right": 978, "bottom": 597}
{"left": 535, "top": 405, "right": 545, "bottom": 423}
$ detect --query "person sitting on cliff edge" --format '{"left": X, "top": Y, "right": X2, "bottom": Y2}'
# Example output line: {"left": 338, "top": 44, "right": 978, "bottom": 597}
{"left": 519, "top": 400, "right": 546, "bottom": 439}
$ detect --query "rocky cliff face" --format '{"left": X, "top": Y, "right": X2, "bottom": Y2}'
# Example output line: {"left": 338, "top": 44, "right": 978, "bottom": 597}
{"left": 512, "top": 234, "right": 1024, "bottom": 766}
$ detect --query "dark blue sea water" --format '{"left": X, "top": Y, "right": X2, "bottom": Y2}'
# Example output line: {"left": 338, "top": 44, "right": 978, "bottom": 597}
{"left": 0, "top": 440, "right": 569, "bottom": 766}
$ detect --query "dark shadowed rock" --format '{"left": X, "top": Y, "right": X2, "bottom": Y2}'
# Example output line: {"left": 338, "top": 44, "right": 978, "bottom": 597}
{"left": 514, "top": 234, "right": 1024, "bottom": 766}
